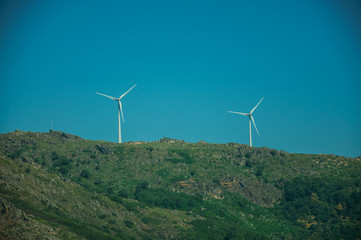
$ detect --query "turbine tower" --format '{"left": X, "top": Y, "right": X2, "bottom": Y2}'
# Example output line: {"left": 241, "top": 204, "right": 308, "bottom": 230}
{"left": 228, "top": 97, "right": 264, "bottom": 147}
{"left": 96, "top": 84, "right": 136, "bottom": 143}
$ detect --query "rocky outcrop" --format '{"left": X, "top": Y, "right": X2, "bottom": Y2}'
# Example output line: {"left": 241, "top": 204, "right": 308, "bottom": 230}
{"left": 96, "top": 144, "right": 112, "bottom": 154}
{"left": 157, "top": 137, "right": 186, "bottom": 144}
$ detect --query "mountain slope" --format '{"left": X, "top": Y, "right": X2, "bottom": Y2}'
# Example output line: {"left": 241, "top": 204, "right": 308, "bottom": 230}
{"left": 0, "top": 130, "right": 360, "bottom": 239}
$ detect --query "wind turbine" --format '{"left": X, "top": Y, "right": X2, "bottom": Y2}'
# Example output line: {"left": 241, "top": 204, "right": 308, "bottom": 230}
{"left": 228, "top": 97, "right": 264, "bottom": 147}
{"left": 96, "top": 84, "right": 137, "bottom": 143}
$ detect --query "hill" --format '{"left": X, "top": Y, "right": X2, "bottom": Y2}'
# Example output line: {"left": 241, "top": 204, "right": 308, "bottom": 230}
{"left": 0, "top": 130, "right": 360, "bottom": 239}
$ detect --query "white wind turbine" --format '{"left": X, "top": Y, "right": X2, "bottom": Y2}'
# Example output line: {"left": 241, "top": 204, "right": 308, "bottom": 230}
{"left": 228, "top": 97, "right": 264, "bottom": 147}
{"left": 96, "top": 84, "right": 137, "bottom": 143}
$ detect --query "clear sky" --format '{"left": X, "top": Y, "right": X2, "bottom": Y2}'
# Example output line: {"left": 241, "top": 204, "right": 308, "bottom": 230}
{"left": 1, "top": 0, "right": 360, "bottom": 157}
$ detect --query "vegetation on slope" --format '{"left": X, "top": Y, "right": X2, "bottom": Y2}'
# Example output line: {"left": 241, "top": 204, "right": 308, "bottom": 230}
{"left": 0, "top": 130, "right": 360, "bottom": 239}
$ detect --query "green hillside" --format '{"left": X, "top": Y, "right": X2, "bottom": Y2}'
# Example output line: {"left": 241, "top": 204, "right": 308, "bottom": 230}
{"left": 0, "top": 130, "right": 360, "bottom": 239}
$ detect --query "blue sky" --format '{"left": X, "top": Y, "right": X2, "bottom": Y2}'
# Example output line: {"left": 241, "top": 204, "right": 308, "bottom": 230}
{"left": 1, "top": 0, "right": 360, "bottom": 157}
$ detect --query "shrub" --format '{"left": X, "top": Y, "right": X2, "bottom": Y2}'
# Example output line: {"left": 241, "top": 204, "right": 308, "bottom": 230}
{"left": 135, "top": 181, "right": 149, "bottom": 194}
{"left": 108, "top": 219, "right": 116, "bottom": 225}
{"left": 107, "top": 187, "right": 114, "bottom": 195}
{"left": 122, "top": 201, "right": 139, "bottom": 212}
{"left": 255, "top": 167, "right": 264, "bottom": 177}
{"left": 118, "top": 189, "right": 131, "bottom": 198}
{"left": 141, "top": 216, "right": 161, "bottom": 225}
{"left": 270, "top": 150, "right": 277, "bottom": 156}
{"left": 80, "top": 169, "right": 90, "bottom": 179}
{"left": 134, "top": 188, "right": 202, "bottom": 211}
{"left": 59, "top": 166, "right": 69, "bottom": 175}
{"left": 165, "top": 151, "right": 195, "bottom": 164}
{"left": 245, "top": 159, "right": 252, "bottom": 168}
{"left": 124, "top": 220, "right": 134, "bottom": 228}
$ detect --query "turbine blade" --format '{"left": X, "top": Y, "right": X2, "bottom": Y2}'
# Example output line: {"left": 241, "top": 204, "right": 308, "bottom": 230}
{"left": 96, "top": 92, "right": 118, "bottom": 100}
{"left": 119, "top": 84, "right": 137, "bottom": 100}
{"left": 250, "top": 97, "right": 264, "bottom": 114}
{"left": 119, "top": 101, "right": 125, "bottom": 123}
{"left": 228, "top": 111, "right": 249, "bottom": 116}
{"left": 251, "top": 116, "right": 260, "bottom": 136}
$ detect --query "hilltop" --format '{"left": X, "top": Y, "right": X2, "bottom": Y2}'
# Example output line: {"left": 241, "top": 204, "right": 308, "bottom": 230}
{"left": 0, "top": 130, "right": 360, "bottom": 239}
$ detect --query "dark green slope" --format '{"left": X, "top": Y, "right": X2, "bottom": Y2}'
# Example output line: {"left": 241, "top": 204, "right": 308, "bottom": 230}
{"left": 0, "top": 130, "right": 360, "bottom": 239}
